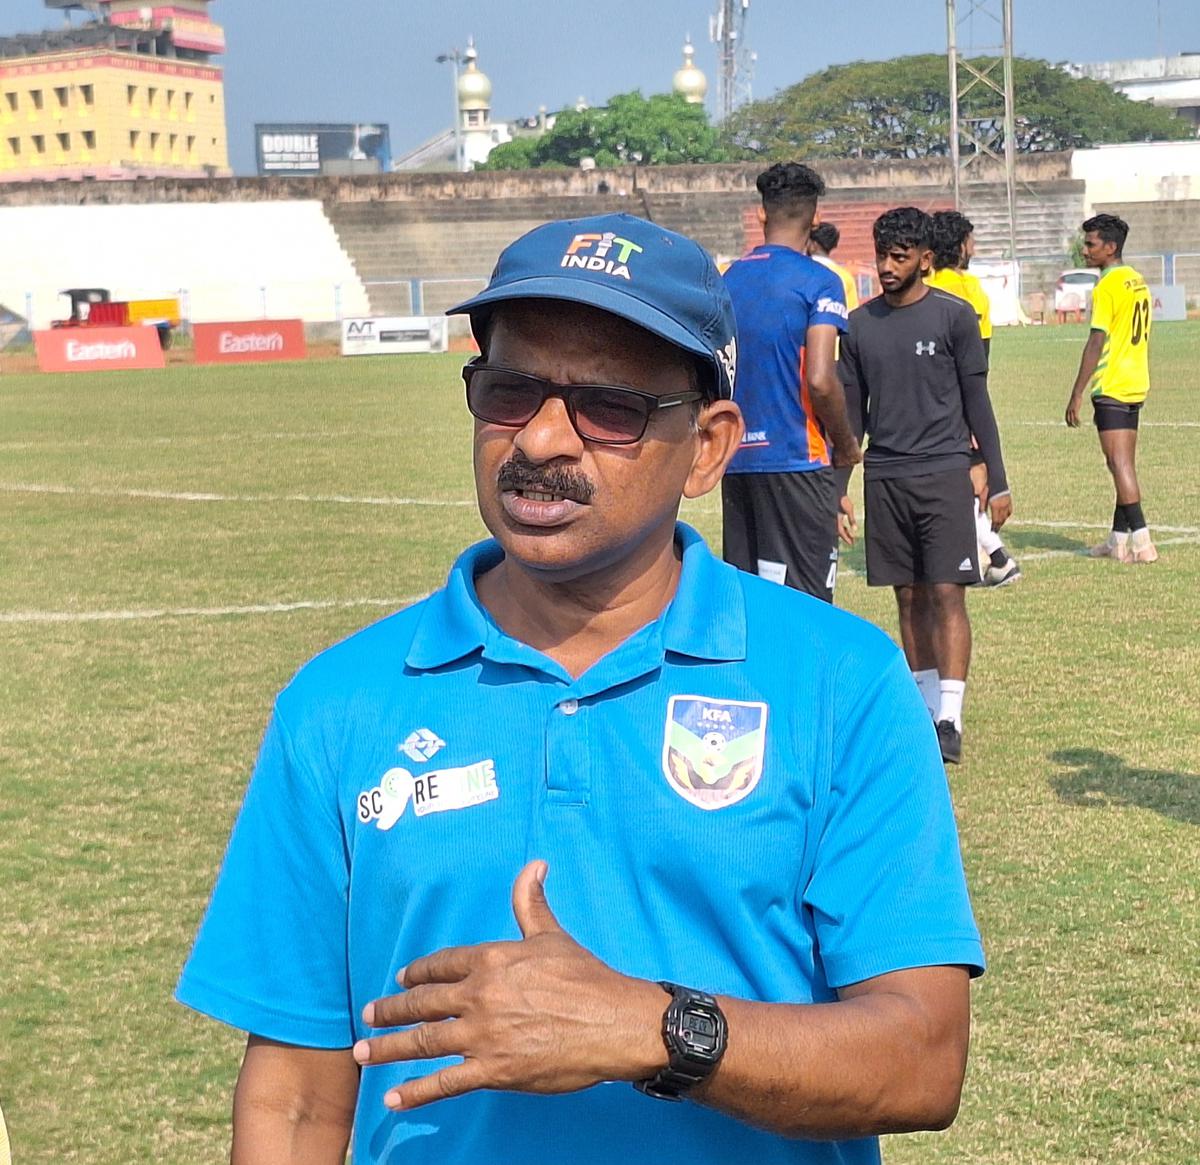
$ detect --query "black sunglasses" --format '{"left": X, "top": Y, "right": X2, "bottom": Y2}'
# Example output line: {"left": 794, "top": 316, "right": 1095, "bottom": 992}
{"left": 462, "top": 361, "right": 704, "bottom": 446}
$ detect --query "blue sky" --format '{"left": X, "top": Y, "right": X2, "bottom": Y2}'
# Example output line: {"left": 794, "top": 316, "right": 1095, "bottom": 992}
{"left": 4, "top": 1, "right": 1199, "bottom": 174}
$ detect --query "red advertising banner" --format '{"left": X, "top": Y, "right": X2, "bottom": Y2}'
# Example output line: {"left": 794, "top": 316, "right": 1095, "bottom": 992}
{"left": 194, "top": 320, "right": 307, "bottom": 365}
{"left": 34, "top": 327, "right": 166, "bottom": 373}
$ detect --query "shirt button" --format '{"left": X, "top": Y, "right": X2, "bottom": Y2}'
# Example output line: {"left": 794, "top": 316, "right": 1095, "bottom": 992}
{"left": 559, "top": 699, "right": 579, "bottom": 716}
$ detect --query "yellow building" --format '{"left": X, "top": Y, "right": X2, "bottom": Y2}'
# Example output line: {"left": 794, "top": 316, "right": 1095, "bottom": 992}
{"left": 0, "top": 0, "right": 229, "bottom": 182}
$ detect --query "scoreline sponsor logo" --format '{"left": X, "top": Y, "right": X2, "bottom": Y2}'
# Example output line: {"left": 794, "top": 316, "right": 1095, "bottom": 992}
{"left": 66, "top": 339, "right": 138, "bottom": 362}
{"left": 219, "top": 331, "right": 284, "bottom": 354}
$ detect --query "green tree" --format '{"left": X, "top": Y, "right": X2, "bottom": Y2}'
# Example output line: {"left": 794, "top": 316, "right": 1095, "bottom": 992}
{"left": 724, "top": 55, "right": 1194, "bottom": 161}
{"left": 481, "top": 90, "right": 730, "bottom": 170}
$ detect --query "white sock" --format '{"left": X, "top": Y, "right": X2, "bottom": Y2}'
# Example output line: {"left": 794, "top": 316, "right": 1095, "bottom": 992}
{"left": 913, "top": 669, "right": 940, "bottom": 718}
{"left": 1110, "top": 530, "right": 1131, "bottom": 547}
{"left": 939, "top": 679, "right": 966, "bottom": 730}
{"left": 975, "top": 505, "right": 1003, "bottom": 555}
{"left": 1130, "top": 526, "right": 1152, "bottom": 548}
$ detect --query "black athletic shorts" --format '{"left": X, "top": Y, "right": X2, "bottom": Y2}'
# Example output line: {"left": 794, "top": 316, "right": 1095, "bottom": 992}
{"left": 865, "top": 468, "right": 979, "bottom": 587}
{"left": 1093, "top": 396, "right": 1143, "bottom": 431}
{"left": 721, "top": 469, "right": 840, "bottom": 602}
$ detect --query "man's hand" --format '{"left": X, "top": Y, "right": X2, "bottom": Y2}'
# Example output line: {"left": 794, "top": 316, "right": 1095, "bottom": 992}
{"left": 830, "top": 437, "right": 862, "bottom": 470}
{"left": 1064, "top": 391, "right": 1084, "bottom": 428}
{"left": 353, "top": 862, "right": 664, "bottom": 1111}
{"left": 989, "top": 493, "right": 1013, "bottom": 530}
{"left": 837, "top": 495, "right": 858, "bottom": 547}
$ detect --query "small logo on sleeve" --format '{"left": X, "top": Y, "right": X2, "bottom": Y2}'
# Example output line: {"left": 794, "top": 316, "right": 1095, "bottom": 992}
{"left": 817, "top": 296, "right": 849, "bottom": 320}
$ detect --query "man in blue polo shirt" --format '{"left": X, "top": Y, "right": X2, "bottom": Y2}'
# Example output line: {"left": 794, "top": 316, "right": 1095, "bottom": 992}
{"left": 722, "top": 162, "right": 861, "bottom": 601}
{"left": 177, "top": 213, "right": 984, "bottom": 1165}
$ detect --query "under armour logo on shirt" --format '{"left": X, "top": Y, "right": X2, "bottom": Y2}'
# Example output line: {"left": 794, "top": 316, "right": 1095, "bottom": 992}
{"left": 916, "top": 341, "right": 937, "bottom": 356}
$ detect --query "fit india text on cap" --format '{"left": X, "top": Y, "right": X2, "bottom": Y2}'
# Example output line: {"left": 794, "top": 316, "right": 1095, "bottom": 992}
{"left": 448, "top": 213, "right": 738, "bottom": 400}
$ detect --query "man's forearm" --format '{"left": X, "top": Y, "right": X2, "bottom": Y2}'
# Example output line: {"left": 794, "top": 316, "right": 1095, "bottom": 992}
{"left": 695, "top": 968, "right": 970, "bottom": 1140}
{"left": 807, "top": 372, "right": 860, "bottom": 462}
{"left": 961, "top": 369, "right": 1009, "bottom": 496}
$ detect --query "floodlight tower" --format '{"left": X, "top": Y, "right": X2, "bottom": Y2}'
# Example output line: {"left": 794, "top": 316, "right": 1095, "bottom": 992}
{"left": 946, "top": 0, "right": 1018, "bottom": 265}
{"left": 710, "top": 0, "right": 753, "bottom": 120}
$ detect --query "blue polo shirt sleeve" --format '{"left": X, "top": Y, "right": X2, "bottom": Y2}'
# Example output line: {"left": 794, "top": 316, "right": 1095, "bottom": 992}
{"left": 175, "top": 699, "right": 355, "bottom": 1048}
{"left": 804, "top": 650, "right": 985, "bottom": 987}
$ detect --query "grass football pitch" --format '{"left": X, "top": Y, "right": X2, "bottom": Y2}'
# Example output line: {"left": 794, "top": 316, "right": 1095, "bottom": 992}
{"left": 1, "top": 324, "right": 1197, "bottom": 1163}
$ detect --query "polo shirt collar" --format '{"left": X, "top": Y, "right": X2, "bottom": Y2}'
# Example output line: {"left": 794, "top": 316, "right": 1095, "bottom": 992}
{"left": 405, "top": 522, "right": 746, "bottom": 674}
{"left": 661, "top": 523, "right": 746, "bottom": 662}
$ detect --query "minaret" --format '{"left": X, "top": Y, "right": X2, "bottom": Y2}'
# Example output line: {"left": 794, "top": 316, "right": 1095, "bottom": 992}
{"left": 673, "top": 36, "right": 708, "bottom": 105}
{"left": 456, "top": 38, "right": 494, "bottom": 170}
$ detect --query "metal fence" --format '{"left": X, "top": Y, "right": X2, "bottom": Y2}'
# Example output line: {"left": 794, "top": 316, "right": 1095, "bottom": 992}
{"left": 1007, "top": 252, "right": 1197, "bottom": 305}
{"left": 12, "top": 255, "right": 1198, "bottom": 333}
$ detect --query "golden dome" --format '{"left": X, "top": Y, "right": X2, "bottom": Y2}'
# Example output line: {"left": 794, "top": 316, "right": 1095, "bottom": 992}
{"left": 673, "top": 37, "right": 707, "bottom": 104}
{"left": 457, "top": 40, "right": 492, "bottom": 110}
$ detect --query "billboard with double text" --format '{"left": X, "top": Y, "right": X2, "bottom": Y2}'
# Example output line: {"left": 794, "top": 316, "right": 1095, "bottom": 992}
{"left": 255, "top": 123, "right": 392, "bottom": 177}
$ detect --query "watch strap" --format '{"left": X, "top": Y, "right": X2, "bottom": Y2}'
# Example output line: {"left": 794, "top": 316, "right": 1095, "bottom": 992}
{"left": 634, "top": 981, "right": 727, "bottom": 1102}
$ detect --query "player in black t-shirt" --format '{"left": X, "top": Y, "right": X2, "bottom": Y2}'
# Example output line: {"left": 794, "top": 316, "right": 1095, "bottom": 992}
{"left": 838, "top": 208, "right": 1014, "bottom": 764}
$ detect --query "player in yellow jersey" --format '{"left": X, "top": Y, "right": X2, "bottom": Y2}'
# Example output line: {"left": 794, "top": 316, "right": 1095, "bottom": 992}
{"left": 1065, "top": 214, "right": 1156, "bottom": 563}
{"left": 807, "top": 222, "right": 859, "bottom": 312}
{"left": 928, "top": 211, "right": 1021, "bottom": 587}
{"left": 927, "top": 217, "right": 991, "bottom": 353}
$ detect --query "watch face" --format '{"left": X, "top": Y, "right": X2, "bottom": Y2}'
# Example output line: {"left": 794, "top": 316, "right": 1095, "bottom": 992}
{"left": 680, "top": 1007, "right": 720, "bottom": 1056}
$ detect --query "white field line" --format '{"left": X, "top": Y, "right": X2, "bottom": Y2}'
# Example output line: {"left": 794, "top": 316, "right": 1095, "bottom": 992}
{"left": 7, "top": 483, "right": 1196, "bottom": 534}
{"left": 1006, "top": 420, "right": 1200, "bottom": 428}
{"left": 1006, "top": 534, "right": 1200, "bottom": 563}
{"left": 0, "top": 430, "right": 406, "bottom": 452}
{"left": 1006, "top": 518, "right": 1200, "bottom": 535}
{"left": 0, "top": 596, "right": 426, "bottom": 626}
{"left": 0, "top": 483, "right": 475, "bottom": 508}
{"left": 6, "top": 538, "right": 1199, "bottom": 625}
{"left": 4, "top": 420, "right": 1195, "bottom": 453}
{"left": 3, "top": 495, "right": 1196, "bottom": 626}
{"left": 835, "top": 534, "right": 1200, "bottom": 578}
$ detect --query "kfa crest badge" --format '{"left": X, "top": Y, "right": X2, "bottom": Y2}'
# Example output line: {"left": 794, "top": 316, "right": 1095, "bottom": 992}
{"left": 662, "top": 696, "right": 768, "bottom": 810}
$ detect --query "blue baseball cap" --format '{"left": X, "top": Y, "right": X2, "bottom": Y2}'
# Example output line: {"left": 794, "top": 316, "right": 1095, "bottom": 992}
{"left": 447, "top": 213, "right": 738, "bottom": 399}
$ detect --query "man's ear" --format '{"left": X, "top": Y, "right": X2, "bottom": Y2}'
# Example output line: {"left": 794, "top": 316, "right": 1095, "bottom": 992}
{"left": 756, "top": 205, "right": 767, "bottom": 228}
{"left": 684, "top": 401, "right": 745, "bottom": 500}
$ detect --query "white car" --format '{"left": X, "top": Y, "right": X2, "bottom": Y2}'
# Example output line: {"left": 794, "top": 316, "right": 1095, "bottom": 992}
{"left": 1054, "top": 268, "right": 1101, "bottom": 316}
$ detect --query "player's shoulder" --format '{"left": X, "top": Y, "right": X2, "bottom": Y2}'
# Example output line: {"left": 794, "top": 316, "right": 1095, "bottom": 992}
{"left": 850, "top": 293, "right": 888, "bottom": 319}
{"left": 1111, "top": 264, "right": 1149, "bottom": 294}
{"left": 737, "top": 569, "right": 902, "bottom": 679}
{"left": 928, "top": 288, "right": 979, "bottom": 323}
{"left": 959, "top": 270, "right": 987, "bottom": 300}
{"left": 765, "top": 246, "right": 838, "bottom": 286}
{"left": 279, "top": 597, "right": 430, "bottom": 713}
{"left": 925, "top": 267, "right": 959, "bottom": 293}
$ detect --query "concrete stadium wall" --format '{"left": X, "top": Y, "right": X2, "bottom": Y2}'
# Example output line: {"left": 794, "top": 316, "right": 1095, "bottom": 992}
{"left": 0, "top": 152, "right": 1076, "bottom": 208}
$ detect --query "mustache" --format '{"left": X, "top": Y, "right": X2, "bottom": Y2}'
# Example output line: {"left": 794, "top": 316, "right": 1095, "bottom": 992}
{"left": 496, "top": 455, "right": 596, "bottom": 504}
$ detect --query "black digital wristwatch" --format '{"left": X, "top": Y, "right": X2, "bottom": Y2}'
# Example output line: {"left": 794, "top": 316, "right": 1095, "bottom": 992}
{"left": 634, "top": 981, "right": 728, "bottom": 1101}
